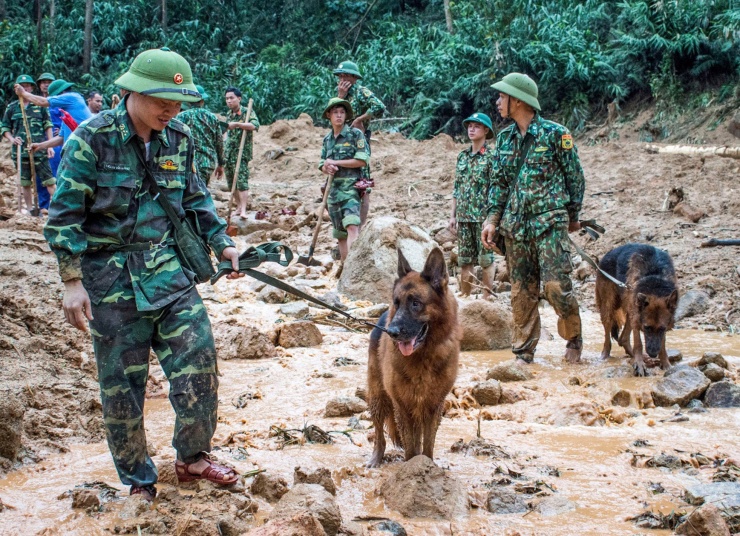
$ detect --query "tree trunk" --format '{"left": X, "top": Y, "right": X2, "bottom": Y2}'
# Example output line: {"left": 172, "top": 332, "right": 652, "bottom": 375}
{"left": 82, "top": 0, "right": 93, "bottom": 73}
{"left": 161, "top": 0, "right": 167, "bottom": 31}
{"left": 443, "top": 0, "right": 453, "bottom": 33}
{"left": 49, "top": 0, "right": 55, "bottom": 40}
{"left": 35, "top": 0, "right": 43, "bottom": 49}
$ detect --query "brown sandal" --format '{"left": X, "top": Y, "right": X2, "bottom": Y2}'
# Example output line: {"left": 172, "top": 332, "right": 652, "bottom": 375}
{"left": 130, "top": 484, "right": 157, "bottom": 502}
{"left": 175, "top": 453, "right": 238, "bottom": 485}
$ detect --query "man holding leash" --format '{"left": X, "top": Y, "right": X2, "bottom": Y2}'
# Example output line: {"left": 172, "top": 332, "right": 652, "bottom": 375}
{"left": 449, "top": 112, "right": 496, "bottom": 297}
{"left": 44, "top": 47, "right": 243, "bottom": 502}
{"left": 481, "top": 73, "right": 585, "bottom": 364}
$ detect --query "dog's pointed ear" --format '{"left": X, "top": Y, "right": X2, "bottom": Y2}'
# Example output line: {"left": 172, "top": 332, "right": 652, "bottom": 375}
{"left": 421, "top": 248, "right": 447, "bottom": 293}
{"left": 667, "top": 289, "right": 679, "bottom": 310}
{"left": 637, "top": 292, "right": 649, "bottom": 309}
{"left": 397, "top": 248, "right": 413, "bottom": 278}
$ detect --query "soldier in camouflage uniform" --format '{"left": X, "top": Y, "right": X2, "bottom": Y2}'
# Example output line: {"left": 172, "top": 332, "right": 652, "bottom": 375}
{"left": 44, "top": 48, "right": 243, "bottom": 502}
{"left": 1, "top": 74, "right": 56, "bottom": 213}
{"left": 223, "top": 86, "right": 260, "bottom": 219}
{"left": 481, "top": 73, "right": 585, "bottom": 364}
{"left": 449, "top": 112, "right": 496, "bottom": 297}
{"left": 334, "top": 60, "right": 385, "bottom": 226}
{"left": 319, "top": 98, "right": 369, "bottom": 261}
{"left": 177, "top": 85, "right": 226, "bottom": 186}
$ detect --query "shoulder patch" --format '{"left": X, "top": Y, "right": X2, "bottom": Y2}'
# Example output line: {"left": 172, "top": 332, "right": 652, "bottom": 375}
{"left": 86, "top": 112, "right": 115, "bottom": 131}
{"left": 362, "top": 88, "right": 372, "bottom": 97}
{"left": 168, "top": 117, "right": 189, "bottom": 136}
{"left": 357, "top": 137, "right": 365, "bottom": 149}
{"left": 561, "top": 134, "right": 573, "bottom": 150}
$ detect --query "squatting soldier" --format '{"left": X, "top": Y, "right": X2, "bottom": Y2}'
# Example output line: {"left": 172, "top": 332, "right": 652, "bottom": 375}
{"left": 319, "top": 97, "right": 369, "bottom": 262}
{"left": 0, "top": 74, "right": 56, "bottom": 213}
{"left": 481, "top": 73, "right": 585, "bottom": 364}
{"left": 223, "top": 86, "right": 260, "bottom": 219}
{"left": 44, "top": 48, "right": 243, "bottom": 501}
{"left": 177, "top": 84, "right": 226, "bottom": 186}
{"left": 449, "top": 112, "right": 496, "bottom": 297}
{"left": 334, "top": 60, "right": 385, "bottom": 226}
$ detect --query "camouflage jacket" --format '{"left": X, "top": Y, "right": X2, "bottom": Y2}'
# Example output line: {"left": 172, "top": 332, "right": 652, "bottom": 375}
{"left": 1, "top": 100, "right": 52, "bottom": 161}
{"left": 342, "top": 83, "right": 385, "bottom": 131}
{"left": 453, "top": 142, "right": 494, "bottom": 223}
{"left": 486, "top": 113, "right": 585, "bottom": 240}
{"left": 176, "top": 107, "right": 226, "bottom": 173}
{"left": 224, "top": 104, "right": 260, "bottom": 163}
{"left": 319, "top": 124, "right": 369, "bottom": 183}
{"left": 44, "top": 98, "right": 234, "bottom": 311}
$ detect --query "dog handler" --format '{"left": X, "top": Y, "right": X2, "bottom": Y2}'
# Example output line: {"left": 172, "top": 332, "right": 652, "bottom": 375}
{"left": 481, "top": 73, "right": 585, "bottom": 364}
{"left": 44, "top": 47, "right": 243, "bottom": 501}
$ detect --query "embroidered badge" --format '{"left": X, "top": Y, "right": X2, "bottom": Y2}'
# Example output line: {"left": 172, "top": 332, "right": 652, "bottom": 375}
{"left": 357, "top": 138, "right": 365, "bottom": 149}
{"left": 173, "top": 73, "right": 183, "bottom": 85}
{"left": 561, "top": 134, "right": 573, "bottom": 150}
{"left": 159, "top": 159, "right": 178, "bottom": 171}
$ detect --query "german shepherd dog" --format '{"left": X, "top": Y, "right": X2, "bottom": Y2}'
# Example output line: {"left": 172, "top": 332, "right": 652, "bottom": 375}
{"left": 595, "top": 243, "right": 679, "bottom": 376}
{"left": 366, "top": 248, "right": 461, "bottom": 468}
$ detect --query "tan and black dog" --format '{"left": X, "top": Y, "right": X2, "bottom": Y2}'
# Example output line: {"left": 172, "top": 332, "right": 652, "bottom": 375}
{"left": 366, "top": 248, "right": 461, "bottom": 467}
{"left": 595, "top": 243, "right": 679, "bottom": 376}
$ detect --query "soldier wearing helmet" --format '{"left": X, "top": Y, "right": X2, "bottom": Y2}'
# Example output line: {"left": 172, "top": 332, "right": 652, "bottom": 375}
{"left": 481, "top": 73, "right": 585, "bottom": 365}
{"left": 44, "top": 48, "right": 243, "bottom": 502}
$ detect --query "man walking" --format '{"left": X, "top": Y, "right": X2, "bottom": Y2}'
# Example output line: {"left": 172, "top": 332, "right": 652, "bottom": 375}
{"left": 177, "top": 85, "right": 225, "bottom": 186}
{"left": 223, "top": 86, "right": 259, "bottom": 219}
{"left": 44, "top": 48, "right": 243, "bottom": 501}
{"left": 481, "top": 73, "right": 585, "bottom": 364}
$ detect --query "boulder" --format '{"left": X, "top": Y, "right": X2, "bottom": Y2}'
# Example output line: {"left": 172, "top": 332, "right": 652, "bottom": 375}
{"left": 251, "top": 473, "right": 289, "bottom": 503}
{"left": 338, "top": 217, "right": 437, "bottom": 301}
{"left": 246, "top": 512, "right": 325, "bottom": 536}
{"left": 324, "top": 396, "right": 367, "bottom": 418}
{"left": 535, "top": 494, "right": 577, "bottom": 517}
{"left": 675, "top": 503, "right": 731, "bottom": 536}
{"left": 471, "top": 380, "right": 502, "bottom": 406}
{"left": 294, "top": 466, "right": 336, "bottom": 495}
{"left": 459, "top": 301, "right": 513, "bottom": 351}
{"left": 280, "top": 301, "right": 309, "bottom": 318}
{"left": 652, "top": 366, "right": 710, "bottom": 407}
{"left": 611, "top": 389, "right": 633, "bottom": 407}
{"left": 229, "top": 214, "right": 279, "bottom": 236}
{"left": 378, "top": 455, "right": 467, "bottom": 518}
{"left": 71, "top": 489, "right": 101, "bottom": 509}
{"left": 486, "top": 360, "right": 533, "bottom": 382}
{"left": 277, "top": 321, "right": 323, "bottom": 348}
{"left": 485, "top": 486, "right": 528, "bottom": 514}
{"left": 698, "top": 352, "right": 728, "bottom": 369}
{"left": 235, "top": 326, "right": 278, "bottom": 360}
{"left": 675, "top": 290, "right": 710, "bottom": 321}
{"left": 271, "top": 483, "right": 342, "bottom": 536}
{"left": 0, "top": 396, "right": 24, "bottom": 460}
{"left": 704, "top": 382, "right": 740, "bottom": 408}
{"left": 701, "top": 363, "right": 726, "bottom": 382}
{"left": 685, "top": 482, "right": 740, "bottom": 510}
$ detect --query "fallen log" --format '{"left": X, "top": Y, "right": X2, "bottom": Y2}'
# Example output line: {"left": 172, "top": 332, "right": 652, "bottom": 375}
{"left": 701, "top": 238, "right": 740, "bottom": 248}
{"left": 644, "top": 144, "right": 740, "bottom": 159}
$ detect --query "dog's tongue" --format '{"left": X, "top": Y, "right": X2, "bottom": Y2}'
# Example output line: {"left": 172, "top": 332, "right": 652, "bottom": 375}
{"left": 398, "top": 338, "right": 416, "bottom": 356}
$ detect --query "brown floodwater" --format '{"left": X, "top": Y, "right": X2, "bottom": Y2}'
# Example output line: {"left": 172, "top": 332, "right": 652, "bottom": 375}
{"left": 0, "top": 307, "right": 738, "bottom": 535}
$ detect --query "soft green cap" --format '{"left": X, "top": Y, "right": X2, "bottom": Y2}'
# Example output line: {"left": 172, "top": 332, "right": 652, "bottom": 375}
{"left": 195, "top": 84, "right": 209, "bottom": 100}
{"left": 491, "top": 72, "right": 541, "bottom": 111}
{"left": 15, "top": 74, "right": 36, "bottom": 86}
{"left": 463, "top": 112, "right": 494, "bottom": 139}
{"left": 323, "top": 97, "right": 353, "bottom": 121}
{"left": 48, "top": 79, "right": 75, "bottom": 96}
{"left": 115, "top": 47, "right": 201, "bottom": 103}
{"left": 332, "top": 60, "right": 362, "bottom": 79}
{"left": 36, "top": 72, "right": 56, "bottom": 83}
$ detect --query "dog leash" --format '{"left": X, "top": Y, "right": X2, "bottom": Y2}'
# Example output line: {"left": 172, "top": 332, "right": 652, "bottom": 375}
{"left": 568, "top": 221, "right": 629, "bottom": 289}
{"left": 211, "top": 242, "right": 390, "bottom": 333}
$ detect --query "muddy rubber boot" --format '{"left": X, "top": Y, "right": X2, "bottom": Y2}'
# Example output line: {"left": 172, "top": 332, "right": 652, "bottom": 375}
{"left": 564, "top": 337, "right": 582, "bottom": 363}
{"left": 515, "top": 352, "right": 534, "bottom": 364}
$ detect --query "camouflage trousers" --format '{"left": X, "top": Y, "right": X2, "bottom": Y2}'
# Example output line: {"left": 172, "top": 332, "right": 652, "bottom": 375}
{"left": 89, "top": 275, "right": 219, "bottom": 488}
{"left": 457, "top": 221, "right": 494, "bottom": 268}
{"left": 224, "top": 160, "right": 250, "bottom": 191}
{"left": 328, "top": 178, "right": 361, "bottom": 239}
{"left": 18, "top": 158, "right": 55, "bottom": 187}
{"left": 197, "top": 165, "right": 215, "bottom": 187}
{"left": 505, "top": 224, "right": 581, "bottom": 358}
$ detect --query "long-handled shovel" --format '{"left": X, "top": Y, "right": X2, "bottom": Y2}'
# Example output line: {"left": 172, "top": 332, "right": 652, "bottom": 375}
{"left": 19, "top": 96, "right": 39, "bottom": 217}
{"left": 226, "top": 98, "right": 253, "bottom": 237}
{"left": 16, "top": 145, "right": 22, "bottom": 212}
{"left": 297, "top": 175, "right": 333, "bottom": 266}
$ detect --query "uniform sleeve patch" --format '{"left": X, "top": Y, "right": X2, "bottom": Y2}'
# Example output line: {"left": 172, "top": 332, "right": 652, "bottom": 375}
{"left": 357, "top": 138, "right": 365, "bottom": 149}
{"left": 561, "top": 134, "right": 573, "bottom": 150}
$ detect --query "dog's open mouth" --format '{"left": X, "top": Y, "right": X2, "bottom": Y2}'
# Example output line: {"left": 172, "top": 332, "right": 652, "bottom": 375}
{"left": 397, "top": 323, "right": 428, "bottom": 357}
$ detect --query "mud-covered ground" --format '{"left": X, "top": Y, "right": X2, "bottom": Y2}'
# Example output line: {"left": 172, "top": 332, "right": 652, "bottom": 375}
{"left": 0, "top": 106, "right": 738, "bottom": 535}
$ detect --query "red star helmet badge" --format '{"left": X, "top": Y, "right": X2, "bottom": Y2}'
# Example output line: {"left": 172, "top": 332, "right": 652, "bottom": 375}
{"left": 173, "top": 73, "right": 183, "bottom": 85}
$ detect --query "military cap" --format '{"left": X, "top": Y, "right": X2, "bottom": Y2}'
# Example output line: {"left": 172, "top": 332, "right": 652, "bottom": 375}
{"left": 195, "top": 84, "right": 209, "bottom": 100}
{"left": 463, "top": 112, "right": 495, "bottom": 139}
{"left": 15, "top": 74, "right": 36, "bottom": 86}
{"left": 115, "top": 47, "right": 201, "bottom": 103}
{"left": 48, "top": 79, "right": 75, "bottom": 97}
{"left": 36, "top": 72, "right": 56, "bottom": 83}
{"left": 332, "top": 60, "right": 362, "bottom": 79}
{"left": 323, "top": 97, "right": 353, "bottom": 121}
{"left": 492, "top": 73, "right": 541, "bottom": 111}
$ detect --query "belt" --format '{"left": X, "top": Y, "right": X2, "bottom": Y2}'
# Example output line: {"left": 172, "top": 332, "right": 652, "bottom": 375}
{"left": 92, "top": 238, "right": 175, "bottom": 252}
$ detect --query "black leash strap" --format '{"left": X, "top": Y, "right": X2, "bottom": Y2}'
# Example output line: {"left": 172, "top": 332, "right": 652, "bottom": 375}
{"left": 211, "top": 242, "right": 389, "bottom": 333}
{"left": 568, "top": 237, "right": 629, "bottom": 289}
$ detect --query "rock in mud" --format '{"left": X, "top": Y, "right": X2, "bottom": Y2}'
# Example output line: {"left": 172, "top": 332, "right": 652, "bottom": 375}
{"left": 485, "top": 485, "right": 528, "bottom": 514}
{"left": 698, "top": 352, "right": 728, "bottom": 369}
{"left": 258, "top": 286, "right": 288, "bottom": 304}
{"left": 459, "top": 300, "right": 513, "bottom": 351}
{"left": 277, "top": 321, "right": 323, "bottom": 348}
{"left": 685, "top": 482, "right": 740, "bottom": 510}
{"left": 675, "top": 290, "right": 710, "bottom": 321}
{"left": 251, "top": 472, "right": 290, "bottom": 503}
{"left": 324, "top": 396, "right": 367, "bottom": 417}
{"left": 280, "top": 301, "right": 309, "bottom": 318}
{"left": 701, "top": 363, "right": 726, "bottom": 382}
{"left": 271, "top": 483, "right": 342, "bottom": 536}
{"left": 71, "top": 488, "right": 101, "bottom": 509}
{"left": 675, "top": 503, "right": 731, "bottom": 536}
{"left": 668, "top": 349, "right": 683, "bottom": 363}
{"left": 246, "top": 512, "right": 326, "bottom": 536}
{"left": 611, "top": 389, "right": 633, "bottom": 407}
{"left": 471, "top": 380, "right": 502, "bottom": 406}
{"left": 235, "top": 326, "right": 278, "bottom": 359}
{"left": 486, "top": 360, "right": 533, "bottom": 382}
{"left": 0, "top": 395, "right": 24, "bottom": 460}
{"left": 378, "top": 455, "right": 467, "bottom": 519}
{"left": 367, "top": 519, "right": 408, "bottom": 535}
{"left": 703, "top": 382, "right": 740, "bottom": 408}
{"left": 547, "top": 401, "right": 603, "bottom": 426}
{"left": 118, "top": 494, "right": 150, "bottom": 520}
{"left": 651, "top": 366, "right": 710, "bottom": 407}
{"left": 294, "top": 466, "right": 336, "bottom": 495}
{"left": 534, "top": 494, "right": 577, "bottom": 516}
{"left": 338, "top": 216, "right": 437, "bottom": 301}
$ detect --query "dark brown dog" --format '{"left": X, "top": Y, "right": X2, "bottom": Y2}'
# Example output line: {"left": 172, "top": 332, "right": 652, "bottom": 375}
{"left": 595, "top": 243, "right": 679, "bottom": 376}
{"left": 366, "top": 247, "right": 461, "bottom": 467}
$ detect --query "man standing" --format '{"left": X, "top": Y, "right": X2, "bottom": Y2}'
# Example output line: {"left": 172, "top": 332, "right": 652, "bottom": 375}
{"left": 223, "top": 86, "right": 259, "bottom": 219}
{"left": 481, "top": 73, "right": 585, "bottom": 364}
{"left": 1, "top": 74, "right": 56, "bottom": 213}
{"left": 177, "top": 85, "right": 225, "bottom": 186}
{"left": 86, "top": 90, "right": 104, "bottom": 114}
{"left": 334, "top": 60, "right": 385, "bottom": 226}
{"left": 449, "top": 112, "right": 496, "bottom": 297}
{"left": 36, "top": 72, "right": 55, "bottom": 98}
{"left": 36, "top": 73, "right": 56, "bottom": 209}
{"left": 319, "top": 98, "right": 368, "bottom": 261}
{"left": 44, "top": 48, "right": 243, "bottom": 501}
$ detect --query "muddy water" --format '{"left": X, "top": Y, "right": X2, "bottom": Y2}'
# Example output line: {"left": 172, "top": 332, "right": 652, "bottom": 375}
{"left": 1, "top": 307, "right": 738, "bottom": 535}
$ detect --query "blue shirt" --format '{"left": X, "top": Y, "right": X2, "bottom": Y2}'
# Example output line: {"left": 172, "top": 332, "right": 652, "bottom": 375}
{"left": 48, "top": 92, "right": 92, "bottom": 125}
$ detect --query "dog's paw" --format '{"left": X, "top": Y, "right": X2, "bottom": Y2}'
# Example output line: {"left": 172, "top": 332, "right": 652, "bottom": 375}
{"left": 632, "top": 360, "right": 647, "bottom": 377}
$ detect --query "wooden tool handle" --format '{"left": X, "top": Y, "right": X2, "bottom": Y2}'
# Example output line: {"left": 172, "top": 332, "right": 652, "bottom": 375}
{"left": 227, "top": 98, "right": 254, "bottom": 222}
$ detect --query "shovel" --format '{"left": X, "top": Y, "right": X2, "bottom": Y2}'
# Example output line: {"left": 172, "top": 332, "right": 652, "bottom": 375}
{"left": 297, "top": 175, "right": 333, "bottom": 266}
{"left": 226, "top": 98, "right": 253, "bottom": 237}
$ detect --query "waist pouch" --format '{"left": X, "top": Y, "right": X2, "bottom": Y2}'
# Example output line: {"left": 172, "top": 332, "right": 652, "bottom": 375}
{"left": 174, "top": 209, "right": 215, "bottom": 283}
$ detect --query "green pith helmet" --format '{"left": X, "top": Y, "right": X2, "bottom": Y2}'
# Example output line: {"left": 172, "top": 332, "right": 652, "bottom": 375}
{"left": 332, "top": 60, "right": 362, "bottom": 79}
{"left": 492, "top": 72, "right": 541, "bottom": 111}
{"left": 48, "top": 79, "right": 75, "bottom": 96}
{"left": 115, "top": 47, "right": 200, "bottom": 103}
{"left": 36, "top": 72, "right": 56, "bottom": 83}
{"left": 463, "top": 112, "right": 495, "bottom": 139}
{"left": 195, "top": 84, "right": 209, "bottom": 100}
{"left": 15, "top": 74, "right": 36, "bottom": 86}
{"left": 323, "top": 97, "right": 353, "bottom": 121}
